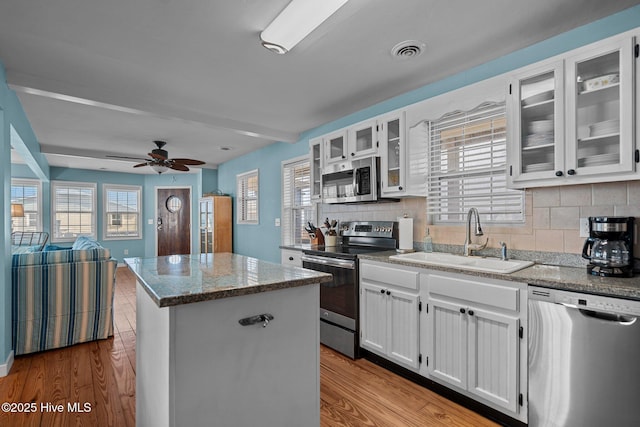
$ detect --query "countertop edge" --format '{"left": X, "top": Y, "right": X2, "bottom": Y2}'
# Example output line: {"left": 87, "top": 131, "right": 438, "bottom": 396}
{"left": 124, "top": 255, "right": 332, "bottom": 308}
{"left": 359, "top": 251, "right": 640, "bottom": 300}
{"left": 153, "top": 274, "right": 331, "bottom": 308}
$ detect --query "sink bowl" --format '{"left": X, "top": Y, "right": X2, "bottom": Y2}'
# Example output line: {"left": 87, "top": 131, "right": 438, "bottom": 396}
{"left": 389, "top": 252, "right": 534, "bottom": 274}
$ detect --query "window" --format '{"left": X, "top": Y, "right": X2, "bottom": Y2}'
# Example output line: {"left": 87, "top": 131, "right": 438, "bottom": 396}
{"left": 282, "top": 157, "right": 315, "bottom": 245}
{"left": 11, "top": 179, "right": 42, "bottom": 233}
{"left": 51, "top": 181, "right": 97, "bottom": 242}
{"left": 427, "top": 102, "right": 524, "bottom": 224}
{"left": 237, "top": 169, "right": 259, "bottom": 224}
{"left": 103, "top": 184, "right": 142, "bottom": 240}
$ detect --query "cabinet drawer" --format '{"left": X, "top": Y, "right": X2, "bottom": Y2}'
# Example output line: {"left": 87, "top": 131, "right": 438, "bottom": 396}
{"left": 428, "top": 273, "right": 519, "bottom": 312}
{"left": 281, "top": 249, "right": 302, "bottom": 267}
{"left": 361, "top": 262, "right": 419, "bottom": 291}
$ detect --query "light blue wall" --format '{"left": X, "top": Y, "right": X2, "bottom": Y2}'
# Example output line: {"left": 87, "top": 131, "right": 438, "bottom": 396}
{"left": 1, "top": 62, "right": 51, "bottom": 366}
{"left": 49, "top": 167, "right": 147, "bottom": 261}
{"left": 218, "top": 4, "right": 640, "bottom": 263}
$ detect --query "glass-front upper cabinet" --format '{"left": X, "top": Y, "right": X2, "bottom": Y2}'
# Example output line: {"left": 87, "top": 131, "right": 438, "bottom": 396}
{"left": 309, "top": 137, "right": 323, "bottom": 201}
{"left": 507, "top": 60, "right": 564, "bottom": 185}
{"left": 323, "top": 130, "right": 348, "bottom": 164}
{"left": 348, "top": 119, "right": 378, "bottom": 159}
{"left": 565, "top": 37, "right": 635, "bottom": 176}
{"left": 380, "top": 112, "right": 406, "bottom": 193}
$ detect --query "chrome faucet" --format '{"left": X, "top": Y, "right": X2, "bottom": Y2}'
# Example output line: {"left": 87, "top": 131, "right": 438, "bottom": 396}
{"left": 464, "top": 208, "right": 488, "bottom": 256}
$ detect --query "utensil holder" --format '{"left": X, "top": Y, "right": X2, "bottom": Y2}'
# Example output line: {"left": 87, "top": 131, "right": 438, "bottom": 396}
{"left": 325, "top": 235, "right": 337, "bottom": 247}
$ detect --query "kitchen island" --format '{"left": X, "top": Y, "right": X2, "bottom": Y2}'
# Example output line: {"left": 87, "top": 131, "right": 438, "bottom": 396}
{"left": 125, "top": 253, "right": 332, "bottom": 427}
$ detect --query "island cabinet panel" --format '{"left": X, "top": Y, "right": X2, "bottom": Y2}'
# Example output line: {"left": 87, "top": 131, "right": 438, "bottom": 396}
{"left": 136, "top": 283, "right": 320, "bottom": 427}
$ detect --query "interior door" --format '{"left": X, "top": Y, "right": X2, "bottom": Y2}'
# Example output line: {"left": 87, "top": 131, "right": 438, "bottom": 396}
{"left": 157, "top": 188, "right": 191, "bottom": 256}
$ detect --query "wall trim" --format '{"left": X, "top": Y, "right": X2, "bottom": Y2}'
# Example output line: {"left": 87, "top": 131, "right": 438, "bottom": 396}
{"left": 0, "top": 350, "right": 14, "bottom": 377}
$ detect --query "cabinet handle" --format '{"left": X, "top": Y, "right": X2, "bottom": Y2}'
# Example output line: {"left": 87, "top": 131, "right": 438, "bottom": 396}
{"left": 468, "top": 310, "right": 474, "bottom": 316}
{"left": 351, "top": 152, "right": 355, "bottom": 157}
{"left": 398, "top": 186, "right": 403, "bottom": 191}
{"left": 288, "top": 256, "right": 294, "bottom": 261}
{"left": 460, "top": 308, "right": 466, "bottom": 314}
{"left": 380, "top": 289, "right": 386, "bottom": 294}
{"left": 567, "top": 169, "right": 576, "bottom": 176}
{"left": 341, "top": 155, "right": 346, "bottom": 159}
{"left": 555, "top": 171, "right": 563, "bottom": 177}
{"left": 386, "top": 290, "right": 391, "bottom": 296}
{"left": 239, "top": 313, "right": 274, "bottom": 328}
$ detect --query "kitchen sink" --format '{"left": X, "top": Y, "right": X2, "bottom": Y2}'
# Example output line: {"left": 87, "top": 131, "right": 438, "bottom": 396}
{"left": 389, "top": 251, "right": 534, "bottom": 274}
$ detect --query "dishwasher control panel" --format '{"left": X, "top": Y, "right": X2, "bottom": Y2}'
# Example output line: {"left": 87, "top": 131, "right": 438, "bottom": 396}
{"left": 529, "top": 286, "right": 640, "bottom": 316}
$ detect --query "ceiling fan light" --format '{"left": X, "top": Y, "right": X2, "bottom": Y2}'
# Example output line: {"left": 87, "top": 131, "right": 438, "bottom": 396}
{"left": 151, "top": 164, "right": 169, "bottom": 174}
{"left": 260, "top": 0, "right": 349, "bottom": 54}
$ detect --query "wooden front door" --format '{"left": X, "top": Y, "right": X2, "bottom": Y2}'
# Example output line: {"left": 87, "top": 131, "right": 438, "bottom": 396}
{"left": 157, "top": 188, "right": 191, "bottom": 256}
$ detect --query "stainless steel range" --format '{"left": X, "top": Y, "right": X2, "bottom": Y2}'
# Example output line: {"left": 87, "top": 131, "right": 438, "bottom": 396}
{"left": 301, "top": 221, "right": 398, "bottom": 359}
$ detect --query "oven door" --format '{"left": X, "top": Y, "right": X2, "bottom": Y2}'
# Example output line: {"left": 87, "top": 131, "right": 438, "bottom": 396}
{"left": 301, "top": 254, "right": 357, "bottom": 331}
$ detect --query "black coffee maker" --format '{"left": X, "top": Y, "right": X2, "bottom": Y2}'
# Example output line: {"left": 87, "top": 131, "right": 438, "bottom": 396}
{"left": 582, "top": 217, "right": 635, "bottom": 277}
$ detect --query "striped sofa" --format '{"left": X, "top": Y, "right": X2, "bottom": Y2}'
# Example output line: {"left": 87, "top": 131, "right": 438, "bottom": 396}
{"left": 11, "top": 243, "right": 117, "bottom": 355}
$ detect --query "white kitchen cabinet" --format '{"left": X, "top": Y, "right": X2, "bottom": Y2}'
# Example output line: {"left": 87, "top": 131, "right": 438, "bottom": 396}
{"left": 323, "top": 129, "right": 348, "bottom": 164}
{"left": 281, "top": 248, "right": 302, "bottom": 267}
{"left": 380, "top": 114, "right": 405, "bottom": 193}
{"left": 565, "top": 36, "right": 635, "bottom": 178}
{"left": 360, "top": 260, "right": 421, "bottom": 370}
{"left": 388, "top": 112, "right": 428, "bottom": 197}
{"left": 423, "top": 271, "right": 526, "bottom": 422}
{"left": 508, "top": 34, "right": 638, "bottom": 188}
{"left": 507, "top": 60, "right": 564, "bottom": 185}
{"left": 360, "top": 282, "right": 388, "bottom": 353}
{"left": 347, "top": 118, "right": 379, "bottom": 159}
{"left": 309, "top": 137, "right": 323, "bottom": 201}
{"left": 324, "top": 120, "right": 378, "bottom": 165}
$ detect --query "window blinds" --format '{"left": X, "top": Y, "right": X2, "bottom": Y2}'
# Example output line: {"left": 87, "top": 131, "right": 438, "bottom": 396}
{"left": 282, "top": 159, "right": 314, "bottom": 245}
{"left": 51, "top": 181, "right": 97, "bottom": 241}
{"left": 428, "top": 102, "right": 524, "bottom": 223}
{"left": 237, "top": 170, "right": 259, "bottom": 224}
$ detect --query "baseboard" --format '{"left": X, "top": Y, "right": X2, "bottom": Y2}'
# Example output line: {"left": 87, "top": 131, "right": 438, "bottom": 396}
{"left": 0, "top": 350, "right": 14, "bottom": 377}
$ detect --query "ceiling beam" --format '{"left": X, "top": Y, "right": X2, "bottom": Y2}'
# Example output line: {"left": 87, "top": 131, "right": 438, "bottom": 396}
{"left": 9, "top": 77, "right": 299, "bottom": 144}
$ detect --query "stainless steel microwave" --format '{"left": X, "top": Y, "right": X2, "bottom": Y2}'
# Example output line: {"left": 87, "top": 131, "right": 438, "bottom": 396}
{"left": 321, "top": 156, "right": 380, "bottom": 204}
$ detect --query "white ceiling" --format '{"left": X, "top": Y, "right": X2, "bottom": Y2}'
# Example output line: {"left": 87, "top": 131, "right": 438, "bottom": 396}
{"left": 2, "top": 0, "right": 639, "bottom": 174}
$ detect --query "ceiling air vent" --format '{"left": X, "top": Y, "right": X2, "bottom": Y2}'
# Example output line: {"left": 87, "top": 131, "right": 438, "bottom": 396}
{"left": 391, "top": 40, "right": 426, "bottom": 59}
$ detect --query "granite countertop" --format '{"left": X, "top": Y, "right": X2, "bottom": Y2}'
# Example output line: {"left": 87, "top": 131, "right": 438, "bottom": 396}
{"left": 359, "top": 251, "right": 640, "bottom": 301}
{"left": 125, "top": 253, "right": 332, "bottom": 308}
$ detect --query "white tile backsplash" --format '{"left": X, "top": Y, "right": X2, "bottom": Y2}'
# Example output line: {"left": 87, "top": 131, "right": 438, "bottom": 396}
{"left": 319, "top": 180, "right": 640, "bottom": 255}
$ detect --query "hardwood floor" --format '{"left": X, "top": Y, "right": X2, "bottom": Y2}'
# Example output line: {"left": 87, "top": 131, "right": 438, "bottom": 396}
{"left": 0, "top": 267, "right": 498, "bottom": 426}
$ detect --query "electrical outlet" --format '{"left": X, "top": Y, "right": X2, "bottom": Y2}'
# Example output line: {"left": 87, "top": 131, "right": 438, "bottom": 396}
{"left": 579, "top": 218, "right": 589, "bottom": 237}
{"left": 124, "top": 249, "right": 129, "bottom": 255}
{"left": 148, "top": 218, "right": 154, "bottom": 225}
{"left": 275, "top": 218, "right": 281, "bottom": 227}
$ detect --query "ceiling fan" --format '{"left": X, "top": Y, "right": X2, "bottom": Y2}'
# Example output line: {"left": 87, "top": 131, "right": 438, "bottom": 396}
{"left": 107, "top": 140, "right": 205, "bottom": 174}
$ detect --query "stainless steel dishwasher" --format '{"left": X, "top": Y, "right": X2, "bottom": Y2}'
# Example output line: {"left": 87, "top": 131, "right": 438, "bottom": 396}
{"left": 529, "top": 286, "right": 640, "bottom": 426}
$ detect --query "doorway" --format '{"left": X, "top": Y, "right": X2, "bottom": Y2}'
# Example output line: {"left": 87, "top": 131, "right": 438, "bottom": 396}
{"left": 156, "top": 187, "right": 191, "bottom": 256}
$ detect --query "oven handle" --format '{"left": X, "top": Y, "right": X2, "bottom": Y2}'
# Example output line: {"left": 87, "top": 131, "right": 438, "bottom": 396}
{"left": 301, "top": 254, "right": 356, "bottom": 270}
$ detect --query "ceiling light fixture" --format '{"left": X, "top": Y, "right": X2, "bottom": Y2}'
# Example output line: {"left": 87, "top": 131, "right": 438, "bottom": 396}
{"left": 260, "top": 0, "right": 349, "bottom": 54}
{"left": 150, "top": 164, "right": 169, "bottom": 174}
